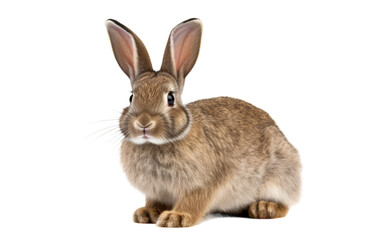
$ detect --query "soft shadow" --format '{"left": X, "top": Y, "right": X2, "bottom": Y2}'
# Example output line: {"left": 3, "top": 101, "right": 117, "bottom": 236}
{"left": 202, "top": 210, "right": 250, "bottom": 223}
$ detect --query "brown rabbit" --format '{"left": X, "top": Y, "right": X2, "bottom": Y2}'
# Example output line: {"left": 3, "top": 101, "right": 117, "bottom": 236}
{"left": 105, "top": 18, "right": 301, "bottom": 227}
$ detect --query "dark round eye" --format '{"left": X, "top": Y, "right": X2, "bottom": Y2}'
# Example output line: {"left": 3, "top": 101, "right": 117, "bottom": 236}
{"left": 129, "top": 94, "right": 133, "bottom": 103}
{"left": 167, "top": 91, "right": 175, "bottom": 106}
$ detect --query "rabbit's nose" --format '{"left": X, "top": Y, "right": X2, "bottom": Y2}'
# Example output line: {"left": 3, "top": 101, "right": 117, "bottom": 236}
{"left": 134, "top": 121, "right": 154, "bottom": 130}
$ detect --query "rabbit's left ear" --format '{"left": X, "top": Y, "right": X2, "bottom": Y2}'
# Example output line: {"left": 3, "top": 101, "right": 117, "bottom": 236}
{"left": 105, "top": 19, "right": 153, "bottom": 84}
{"left": 161, "top": 18, "right": 202, "bottom": 92}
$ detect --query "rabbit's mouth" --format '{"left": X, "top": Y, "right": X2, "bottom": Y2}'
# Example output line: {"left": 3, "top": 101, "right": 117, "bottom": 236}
{"left": 142, "top": 127, "right": 148, "bottom": 137}
{"left": 142, "top": 131, "right": 150, "bottom": 139}
{"left": 129, "top": 126, "right": 160, "bottom": 144}
{"left": 130, "top": 134, "right": 163, "bottom": 145}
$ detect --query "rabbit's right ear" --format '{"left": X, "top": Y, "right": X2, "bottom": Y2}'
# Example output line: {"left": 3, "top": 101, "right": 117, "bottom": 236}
{"left": 161, "top": 19, "right": 202, "bottom": 93}
{"left": 105, "top": 19, "right": 153, "bottom": 84}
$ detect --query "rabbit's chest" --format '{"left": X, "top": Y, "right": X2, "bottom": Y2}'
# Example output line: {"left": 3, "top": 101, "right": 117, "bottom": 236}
{"left": 121, "top": 148, "right": 204, "bottom": 195}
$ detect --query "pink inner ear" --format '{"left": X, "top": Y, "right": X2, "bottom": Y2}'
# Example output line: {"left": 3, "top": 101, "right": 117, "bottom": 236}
{"left": 108, "top": 23, "right": 136, "bottom": 77}
{"left": 172, "top": 25, "right": 198, "bottom": 72}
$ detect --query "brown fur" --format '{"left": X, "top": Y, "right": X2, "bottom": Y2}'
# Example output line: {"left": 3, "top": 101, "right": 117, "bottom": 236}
{"left": 106, "top": 18, "right": 301, "bottom": 228}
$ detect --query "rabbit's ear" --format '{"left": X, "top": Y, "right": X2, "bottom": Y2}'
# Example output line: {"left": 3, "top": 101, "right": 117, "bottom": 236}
{"left": 106, "top": 19, "right": 153, "bottom": 83}
{"left": 161, "top": 18, "right": 202, "bottom": 92}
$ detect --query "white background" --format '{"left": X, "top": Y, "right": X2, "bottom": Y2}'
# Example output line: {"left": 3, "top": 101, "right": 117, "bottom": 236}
{"left": 1, "top": 0, "right": 381, "bottom": 239}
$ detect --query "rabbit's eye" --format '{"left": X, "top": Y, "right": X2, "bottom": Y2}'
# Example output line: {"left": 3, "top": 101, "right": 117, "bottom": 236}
{"left": 168, "top": 91, "right": 175, "bottom": 106}
{"left": 129, "top": 94, "right": 133, "bottom": 103}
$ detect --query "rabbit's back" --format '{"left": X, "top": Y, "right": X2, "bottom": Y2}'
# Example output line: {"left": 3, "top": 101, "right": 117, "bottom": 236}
{"left": 187, "top": 97, "right": 300, "bottom": 212}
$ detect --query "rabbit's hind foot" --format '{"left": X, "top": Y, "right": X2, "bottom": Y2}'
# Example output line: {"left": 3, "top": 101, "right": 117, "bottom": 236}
{"left": 248, "top": 201, "right": 289, "bottom": 219}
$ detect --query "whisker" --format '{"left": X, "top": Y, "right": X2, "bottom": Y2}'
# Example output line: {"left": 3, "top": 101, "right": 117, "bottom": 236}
{"left": 86, "top": 125, "right": 120, "bottom": 139}
{"left": 109, "top": 133, "right": 126, "bottom": 149}
{"left": 90, "top": 119, "right": 120, "bottom": 124}
{"left": 98, "top": 132, "right": 125, "bottom": 156}
{"left": 107, "top": 108, "right": 124, "bottom": 115}
{"left": 91, "top": 126, "right": 122, "bottom": 142}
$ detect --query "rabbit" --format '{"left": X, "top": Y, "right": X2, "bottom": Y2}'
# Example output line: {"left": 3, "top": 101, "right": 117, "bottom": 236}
{"left": 105, "top": 18, "right": 301, "bottom": 228}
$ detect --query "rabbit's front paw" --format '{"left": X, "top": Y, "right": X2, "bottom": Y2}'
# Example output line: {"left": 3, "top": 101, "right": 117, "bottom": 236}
{"left": 248, "top": 201, "right": 289, "bottom": 219}
{"left": 157, "top": 211, "right": 193, "bottom": 228}
{"left": 133, "top": 207, "right": 162, "bottom": 224}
